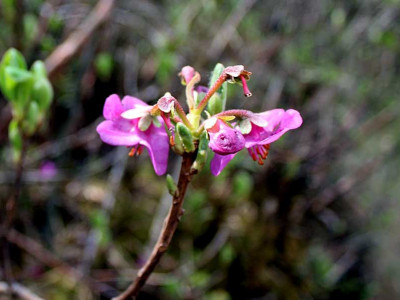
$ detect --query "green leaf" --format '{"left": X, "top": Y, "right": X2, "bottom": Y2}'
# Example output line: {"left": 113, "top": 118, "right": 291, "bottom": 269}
{"left": 0, "top": 49, "right": 28, "bottom": 101}
{"left": 31, "top": 77, "right": 53, "bottom": 111}
{"left": 0, "top": 48, "right": 27, "bottom": 70}
{"left": 166, "top": 174, "right": 178, "bottom": 197}
{"left": 207, "top": 63, "right": 228, "bottom": 115}
{"left": 31, "top": 60, "right": 48, "bottom": 78}
{"left": 24, "top": 101, "right": 42, "bottom": 135}
{"left": 176, "top": 123, "right": 195, "bottom": 152}
{"left": 4, "top": 66, "right": 33, "bottom": 112}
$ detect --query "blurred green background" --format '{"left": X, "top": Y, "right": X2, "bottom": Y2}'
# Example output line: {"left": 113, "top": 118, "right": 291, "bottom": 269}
{"left": 1, "top": 0, "right": 399, "bottom": 299}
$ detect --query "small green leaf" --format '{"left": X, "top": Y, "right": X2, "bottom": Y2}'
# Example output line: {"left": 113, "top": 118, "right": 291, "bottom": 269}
{"left": 31, "top": 60, "right": 48, "bottom": 78}
{"left": 4, "top": 66, "right": 33, "bottom": 112}
{"left": 176, "top": 123, "right": 195, "bottom": 152}
{"left": 0, "top": 48, "right": 27, "bottom": 70}
{"left": 207, "top": 63, "right": 227, "bottom": 115}
{"left": 31, "top": 77, "right": 53, "bottom": 112}
{"left": 23, "top": 101, "right": 40, "bottom": 135}
{"left": 166, "top": 174, "right": 178, "bottom": 197}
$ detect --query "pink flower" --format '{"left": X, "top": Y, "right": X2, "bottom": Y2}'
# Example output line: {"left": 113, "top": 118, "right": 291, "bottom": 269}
{"left": 206, "top": 118, "right": 245, "bottom": 155}
{"left": 96, "top": 94, "right": 169, "bottom": 175}
{"left": 209, "top": 109, "right": 302, "bottom": 176}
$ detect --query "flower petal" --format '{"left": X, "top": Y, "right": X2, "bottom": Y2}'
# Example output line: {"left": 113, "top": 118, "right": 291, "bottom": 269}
{"left": 208, "top": 119, "right": 245, "bottom": 155}
{"left": 96, "top": 120, "right": 140, "bottom": 146}
{"left": 103, "top": 94, "right": 123, "bottom": 120}
{"left": 121, "top": 95, "right": 148, "bottom": 110}
{"left": 210, "top": 153, "right": 236, "bottom": 176}
{"left": 135, "top": 124, "right": 170, "bottom": 175}
{"left": 244, "top": 109, "right": 302, "bottom": 148}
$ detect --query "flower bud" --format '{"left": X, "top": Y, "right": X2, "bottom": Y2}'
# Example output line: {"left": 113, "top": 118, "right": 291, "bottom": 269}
{"left": 166, "top": 174, "right": 179, "bottom": 197}
{"left": 176, "top": 123, "right": 195, "bottom": 153}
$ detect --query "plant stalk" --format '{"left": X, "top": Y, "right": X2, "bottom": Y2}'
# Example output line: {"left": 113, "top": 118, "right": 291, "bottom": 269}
{"left": 112, "top": 152, "right": 197, "bottom": 300}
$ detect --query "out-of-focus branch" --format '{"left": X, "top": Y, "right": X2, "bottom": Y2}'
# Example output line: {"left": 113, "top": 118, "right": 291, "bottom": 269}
{"left": 207, "top": 0, "right": 257, "bottom": 58}
{"left": 45, "top": 0, "right": 115, "bottom": 78}
{"left": 0, "top": 282, "right": 45, "bottom": 300}
{"left": 6, "top": 229, "right": 116, "bottom": 296}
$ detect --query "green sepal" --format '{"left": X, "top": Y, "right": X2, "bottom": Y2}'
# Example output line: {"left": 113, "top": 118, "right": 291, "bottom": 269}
{"left": 176, "top": 123, "right": 195, "bottom": 153}
{"left": 191, "top": 131, "right": 209, "bottom": 173}
{"left": 8, "top": 119, "right": 23, "bottom": 163}
{"left": 31, "top": 77, "right": 53, "bottom": 112}
{"left": 172, "top": 130, "right": 185, "bottom": 155}
{"left": 166, "top": 174, "right": 179, "bottom": 197}
{"left": 207, "top": 63, "right": 227, "bottom": 115}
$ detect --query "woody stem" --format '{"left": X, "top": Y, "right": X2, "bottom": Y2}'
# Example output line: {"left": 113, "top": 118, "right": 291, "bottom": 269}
{"left": 112, "top": 152, "right": 197, "bottom": 300}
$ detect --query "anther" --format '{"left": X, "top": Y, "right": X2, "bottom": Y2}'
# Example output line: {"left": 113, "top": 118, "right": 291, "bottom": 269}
{"left": 136, "top": 145, "right": 143, "bottom": 156}
{"left": 129, "top": 147, "right": 137, "bottom": 157}
{"left": 169, "top": 135, "right": 175, "bottom": 146}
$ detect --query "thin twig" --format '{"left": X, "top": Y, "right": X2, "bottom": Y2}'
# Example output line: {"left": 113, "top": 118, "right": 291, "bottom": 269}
{"left": 0, "top": 282, "right": 45, "bottom": 300}
{"left": 45, "top": 0, "right": 115, "bottom": 77}
{"left": 113, "top": 152, "right": 197, "bottom": 300}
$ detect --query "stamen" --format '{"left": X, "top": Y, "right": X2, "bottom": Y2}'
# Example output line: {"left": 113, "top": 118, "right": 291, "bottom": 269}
{"left": 248, "top": 147, "right": 257, "bottom": 161}
{"left": 136, "top": 145, "right": 143, "bottom": 156}
{"left": 129, "top": 147, "right": 137, "bottom": 157}
{"left": 240, "top": 75, "right": 252, "bottom": 97}
{"left": 248, "top": 144, "right": 270, "bottom": 165}
{"left": 169, "top": 135, "right": 175, "bottom": 146}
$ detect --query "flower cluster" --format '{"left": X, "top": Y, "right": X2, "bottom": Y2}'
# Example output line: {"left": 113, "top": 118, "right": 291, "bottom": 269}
{"left": 97, "top": 64, "right": 302, "bottom": 176}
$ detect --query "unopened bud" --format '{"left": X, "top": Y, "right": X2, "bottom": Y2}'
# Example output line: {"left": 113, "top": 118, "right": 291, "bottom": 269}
{"left": 176, "top": 123, "right": 195, "bottom": 153}
{"left": 166, "top": 174, "right": 179, "bottom": 197}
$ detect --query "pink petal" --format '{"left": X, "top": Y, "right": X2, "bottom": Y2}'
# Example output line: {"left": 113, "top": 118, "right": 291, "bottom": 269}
{"left": 96, "top": 120, "right": 140, "bottom": 146}
{"left": 244, "top": 109, "right": 302, "bottom": 148}
{"left": 208, "top": 119, "right": 245, "bottom": 155}
{"left": 136, "top": 125, "right": 170, "bottom": 175}
{"left": 210, "top": 153, "right": 236, "bottom": 176}
{"left": 103, "top": 94, "right": 123, "bottom": 120}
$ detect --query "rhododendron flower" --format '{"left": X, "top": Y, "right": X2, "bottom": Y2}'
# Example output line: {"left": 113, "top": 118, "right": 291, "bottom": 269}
{"left": 209, "top": 109, "right": 302, "bottom": 176}
{"left": 206, "top": 118, "right": 245, "bottom": 155}
{"left": 96, "top": 94, "right": 169, "bottom": 175}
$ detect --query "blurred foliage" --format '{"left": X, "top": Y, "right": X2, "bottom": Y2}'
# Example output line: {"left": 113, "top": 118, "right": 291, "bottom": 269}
{"left": 1, "top": 0, "right": 400, "bottom": 299}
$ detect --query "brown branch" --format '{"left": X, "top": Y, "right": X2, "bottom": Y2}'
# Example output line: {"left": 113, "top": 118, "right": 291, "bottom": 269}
{"left": 44, "top": 0, "right": 115, "bottom": 78}
{"left": 113, "top": 152, "right": 197, "bottom": 300}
